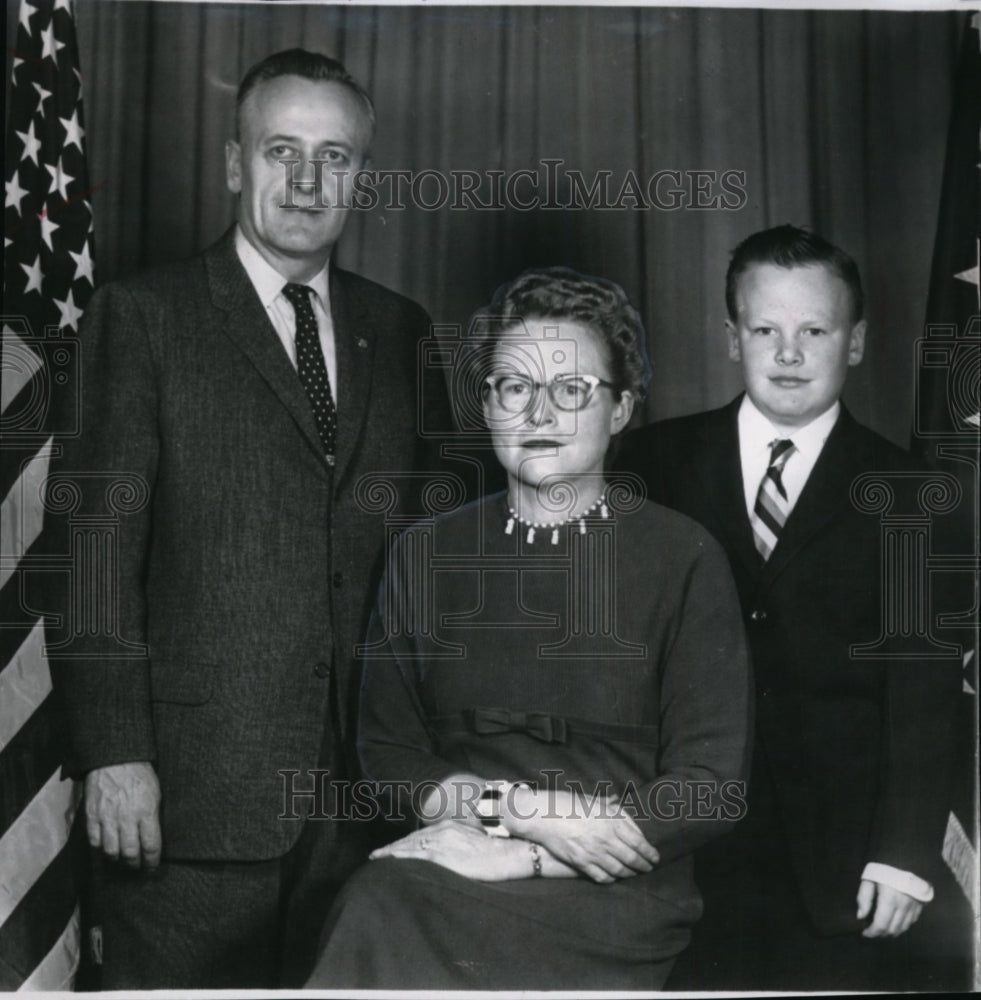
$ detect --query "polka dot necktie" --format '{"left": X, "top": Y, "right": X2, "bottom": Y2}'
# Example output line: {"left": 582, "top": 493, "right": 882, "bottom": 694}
{"left": 751, "top": 438, "right": 796, "bottom": 561}
{"left": 282, "top": 283, "right": 337, "bottom": 458}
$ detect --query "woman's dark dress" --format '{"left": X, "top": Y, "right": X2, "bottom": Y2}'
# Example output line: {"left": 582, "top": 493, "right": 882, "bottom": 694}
{"left": 308, "top": 492, "right": 751, "bottom": 990}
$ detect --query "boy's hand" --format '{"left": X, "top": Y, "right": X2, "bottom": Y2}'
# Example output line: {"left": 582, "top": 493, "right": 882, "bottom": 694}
{"left": 856, "top": 879, "right": 923, "bottom": 937}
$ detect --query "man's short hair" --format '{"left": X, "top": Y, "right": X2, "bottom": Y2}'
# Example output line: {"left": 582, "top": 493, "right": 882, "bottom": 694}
{"left": 725, "top": 224, "right": 865, "bottom": 323}
{"left": 235, "top": 48, "right": 376, "bottom": 141}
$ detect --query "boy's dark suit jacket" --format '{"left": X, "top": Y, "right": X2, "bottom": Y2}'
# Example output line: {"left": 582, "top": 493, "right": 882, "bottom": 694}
{"left": 48, "top": 228, "right": 447, "bottom": 862}
{"left": 616, "top": 396, "right": 962, "bottom": 935}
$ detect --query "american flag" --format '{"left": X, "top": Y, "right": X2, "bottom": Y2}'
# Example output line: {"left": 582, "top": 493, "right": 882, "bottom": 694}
{"left": 911, "top": 8, "right": 980, "bottom": 972}
{"left": 2, "top": 0, "right": 95, "bottom": 988}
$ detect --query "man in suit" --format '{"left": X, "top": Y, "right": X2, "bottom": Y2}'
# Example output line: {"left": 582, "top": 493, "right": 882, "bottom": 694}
{"left": 46, "top": 49, "right": 448, "bottom": 988}
{"left": 616, "top": 225, "right": 963, "bottom": 990}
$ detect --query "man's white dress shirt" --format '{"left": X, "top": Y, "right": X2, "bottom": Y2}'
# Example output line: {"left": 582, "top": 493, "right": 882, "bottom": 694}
{"left": 235, "top": 226, "right": 338, "bottom": 404}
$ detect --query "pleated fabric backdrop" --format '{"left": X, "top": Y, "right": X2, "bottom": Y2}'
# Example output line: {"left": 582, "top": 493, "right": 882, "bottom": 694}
{"left": 7, "top": 1, "right": 962, "bottom": 441}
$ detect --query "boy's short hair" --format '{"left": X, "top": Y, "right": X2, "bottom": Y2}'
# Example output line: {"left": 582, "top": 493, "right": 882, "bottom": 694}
{"left": 725, "top": 225, "right": 864, "bottom": 323}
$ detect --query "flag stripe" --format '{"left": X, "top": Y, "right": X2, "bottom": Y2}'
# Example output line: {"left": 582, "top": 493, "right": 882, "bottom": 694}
{"left": 0, "top": 619, "right": 51, "bottom": 752}
{"left": 0, "top": 538, "right": 49, "bottom": 672}
{"left": 0, "top": 368, "right": 51, "bottom": 456}
{"left": 0, "top": 328, "right": 45, "bottom": 413}
{"left": 0, "top": 439, "right": 51, "bottom": 591}
{"left": 0, "top": 695, "right": 66, "bottom": 852}
{"left": 17, "top": 903, "right": 81, "bottom": 992}
{"left": 0, "top": 444, "right": 42, "bottom": 517}
{"left": 942, "top": 809, "right": 980, "bottom": 916}
{"left": 0, "top": 824, "right": 83, "bottom": 989}
{"left": 0, "top": 621, "right": 38, "bottom": 683}
{"left": 0, "top": 769, "right": 80, "bottom": 928}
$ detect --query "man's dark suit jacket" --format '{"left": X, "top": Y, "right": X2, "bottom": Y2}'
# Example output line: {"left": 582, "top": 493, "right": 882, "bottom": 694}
{"left": 47, "top": 228, "right": 447, "bottom": 862}
{"left": 616, "top": 396, "right": 962, "bottom": 935}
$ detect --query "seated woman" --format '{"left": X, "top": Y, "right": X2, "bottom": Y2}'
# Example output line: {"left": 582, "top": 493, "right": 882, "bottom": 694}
{"left": 307, "top": 267, "right": 751, "bottom": 991}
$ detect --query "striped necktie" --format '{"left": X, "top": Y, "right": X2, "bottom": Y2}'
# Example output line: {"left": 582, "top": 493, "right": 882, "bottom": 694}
{"left": 282, "top": 282, "right": 337, "bottom": 458}
{"left": 751, "top": 438, "right": 796, "bottom": 561}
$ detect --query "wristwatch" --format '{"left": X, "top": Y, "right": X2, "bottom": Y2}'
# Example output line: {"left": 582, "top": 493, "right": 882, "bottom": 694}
{"left": 475, "top": 781, "right": 528, "bottom": 837}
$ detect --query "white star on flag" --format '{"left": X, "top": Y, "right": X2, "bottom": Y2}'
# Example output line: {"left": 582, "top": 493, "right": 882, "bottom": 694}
{"left": 60, "top": 107, "right": 84, "bottom": 152}
{"left": 953, "top": 240, "right": 980, "bottom": 308}
{"left": 32, "top": 82, "right": 52, "bottom": 111}
{"left": 16, "top": 121, "right": 42, "bottom": 165}
{"left": 53, "top": 288, "right": 84, "bottom": 330}
{"left": 39, "top": 211, "right": 59, "bottom": 250}
{"left": 19, "top": 0, "right": 36, "bottom": 31}
{"left": 45, "top": 158, "right": 75, "bottom": 201}
{"left": 21, "top": 258, "right": 44, "bottom": 295}
{"left": 40, "top": 21, "right": 66, "bottom": 61}
{"left": 69, "top": 244, "right": 95, "bottom": 286}
{"left": 6, "top": 172, "right": 29, "bottom": 213}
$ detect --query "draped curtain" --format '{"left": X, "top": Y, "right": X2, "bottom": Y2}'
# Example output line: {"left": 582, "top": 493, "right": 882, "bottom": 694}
{"left": 9, "top": 1, "right": 961, "bottom": 444}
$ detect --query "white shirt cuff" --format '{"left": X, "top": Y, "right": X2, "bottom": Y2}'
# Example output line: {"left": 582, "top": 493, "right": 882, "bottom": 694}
{"left": 862, "top": 862, "right": 934, "bottom": 902}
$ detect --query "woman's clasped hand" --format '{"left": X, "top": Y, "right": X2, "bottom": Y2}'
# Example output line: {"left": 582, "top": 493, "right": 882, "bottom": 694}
{"left": 371, "top": 787, "right": 660, "bottom": 884}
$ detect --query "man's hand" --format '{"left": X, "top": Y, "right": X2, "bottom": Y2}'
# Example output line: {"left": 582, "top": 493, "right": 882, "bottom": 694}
{"left": 84, "top": 762, "right": 162, "bottom": 869}
{"left": 856, "top": 879, "right": 923, "bottom": 937}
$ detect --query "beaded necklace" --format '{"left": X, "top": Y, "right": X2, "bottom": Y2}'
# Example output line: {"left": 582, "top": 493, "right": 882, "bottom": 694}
{"left": 505, "top": 492, "right": 610, "bottom": 545}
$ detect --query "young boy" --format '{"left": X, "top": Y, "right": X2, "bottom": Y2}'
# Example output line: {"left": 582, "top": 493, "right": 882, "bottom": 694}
{"left": 617, "top": 225, "right": 963, "bottom": 990}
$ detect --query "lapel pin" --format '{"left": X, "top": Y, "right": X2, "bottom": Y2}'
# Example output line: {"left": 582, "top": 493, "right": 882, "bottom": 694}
{"left": 357, "top": 337, "right": 368, "bottom": 349}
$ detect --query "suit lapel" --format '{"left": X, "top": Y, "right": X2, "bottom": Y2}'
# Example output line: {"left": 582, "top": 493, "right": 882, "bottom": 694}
{"left": 329, "top": 267, "right": 377, "bottom": 488}
{"left": 702, "top": 398, "right": 761, "bottom": 579}
{"left": 761, "top": 407, "right": 864, "bottom": 586}
{"left": 205, "top": 230, "right": 327, "bottom": 469}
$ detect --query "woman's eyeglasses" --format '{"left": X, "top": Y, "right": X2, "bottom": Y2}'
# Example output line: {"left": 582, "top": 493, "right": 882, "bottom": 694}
{"left": 484, "top": 373, "right": 616, "bottom": 414}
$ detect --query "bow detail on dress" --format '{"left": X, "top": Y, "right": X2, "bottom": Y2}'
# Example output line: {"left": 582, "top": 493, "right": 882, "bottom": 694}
{"left": 467, "top": 707, "right": 569, "bottom": 744}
